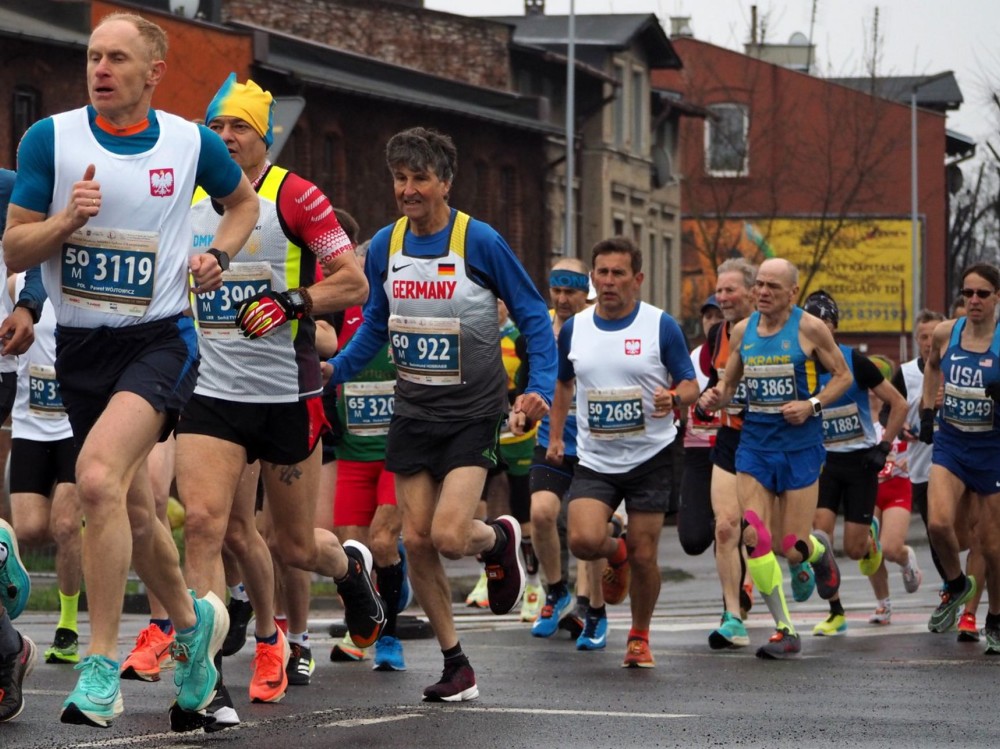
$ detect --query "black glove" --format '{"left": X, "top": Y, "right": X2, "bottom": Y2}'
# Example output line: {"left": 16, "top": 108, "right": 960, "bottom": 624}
{"left": 919, "top": 408, "right": 936, "bottom": 444}
{"left": 862, "top": 440, "right": 892, "bottom": 472}
{"left": 986, "top": 382, "right": 1000, "bottom": 405}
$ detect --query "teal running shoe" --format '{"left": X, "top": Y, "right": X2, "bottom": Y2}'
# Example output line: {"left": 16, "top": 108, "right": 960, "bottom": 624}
{"left": 60, "top": 655, "right": 124, "bottom": 728}
{"left": 788, "top": 560, "right": 815, "bottom": 602}
{"left": 708, "top": 611, "right": 750, "bottom": 649}
{"left": 0, "top": 520, "right": 30, "bottom": 620}
{"left": 172, "top": 591, "right": 228, "bottom": 712}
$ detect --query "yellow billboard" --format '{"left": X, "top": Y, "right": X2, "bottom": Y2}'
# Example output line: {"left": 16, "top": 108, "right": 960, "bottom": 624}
{"left": 682, "top": 217, "right": 917, "bottom": 334}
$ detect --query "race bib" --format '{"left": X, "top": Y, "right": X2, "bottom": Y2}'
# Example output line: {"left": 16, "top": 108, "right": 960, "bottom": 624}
{"left": 821, "top": 403, "right": 865, "bottom": 446}
{"left": 389, "top": 315, "right": 461, "bottom": 386}
{"left": 194, "top": 262, "right": 272, "bottom": 338}
{"left": 586, "top": 386, "right": 645, "bottom": 440}
{"left": 719, "top": 367, "right": 748, "bottom": 416}
{"left": 343, "top": 380, "right": 395, "bottom": 436}
{"left": 745, "top": 363, "right": 797, "bottom": 413}
{"left": 942, "top": 383, "right": 994, "bottom": 432}
{"left": 28, "top": 364, "right": 65, "bottom": 418}
{"left": 62, "top": 228, "right": 157, "bottom": 316}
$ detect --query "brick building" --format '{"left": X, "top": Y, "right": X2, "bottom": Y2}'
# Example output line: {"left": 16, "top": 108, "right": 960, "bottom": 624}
{"left": 654, "top": 37, "right": 962, "bottom": 356}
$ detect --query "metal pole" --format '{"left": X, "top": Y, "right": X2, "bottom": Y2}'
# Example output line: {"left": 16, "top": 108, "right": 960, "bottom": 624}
{"left": 564, "top": 0, "right": 576, "bottom": 257}
{"left": 910, "top": 86, "right": 919, "bottom": 332}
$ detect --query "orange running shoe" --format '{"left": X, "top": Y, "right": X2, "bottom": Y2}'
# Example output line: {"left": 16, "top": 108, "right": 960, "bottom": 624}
{"left": 120, "top": 624, "right": 174, "bottom": 682}
{"left": 602, "top": 537, "right": 631, "bottom": 605}
{"left": 957, "top": 611, "right": 980, "bottom": 643}
{"left": 621, "top": 638, "right": 655, "bottom": 668}
{"left": 250, "top": 629, "right": 290, "bottom": 703}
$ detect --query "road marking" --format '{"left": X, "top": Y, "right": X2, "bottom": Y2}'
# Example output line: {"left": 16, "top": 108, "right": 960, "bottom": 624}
{"left": 439, "top": 706, "right": 697, "bottom": 719}
{"left": 319, "top": 713, "right": 423, "bottom": 728}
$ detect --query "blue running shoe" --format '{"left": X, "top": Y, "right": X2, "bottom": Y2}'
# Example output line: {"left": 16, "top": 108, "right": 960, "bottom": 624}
{"left": 172, "top": 591, "right": 228, "bottom": 712}
{"left": 789, "top": 560, "right": 815, "bottom": 602}
{"left": 708, "top": 611, "right": 750, "bottom": 649}
{"left": 0, "top": 520, "right": 30, "bottom": 620}
{"left": 576, "top": 611, "right": 608, "bottom": 651}
{"left": 397, "top": 538, "right": 412, "bottom": 611}
{"left": 60, "top": 655, "right": 124, "bottom": 728}
{"left": 373, "top": 635, "right": 407, "bottom": 672}
{"left": 531, "top": 588, "right": 574, "bottom": 638}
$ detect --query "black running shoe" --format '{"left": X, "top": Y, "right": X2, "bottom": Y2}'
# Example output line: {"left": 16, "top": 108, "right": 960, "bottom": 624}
{"left": 339, "top": 540, "right": 386, "bottom": 648}
{"left": 0, "top": 635, "right": 36, "bottom": 723}
{"left": 286, "top": 642, "right": 314, "bottom": 686}
{"left": 481, "top": 515, "right": 525, "bottom": 615}
{"left": 221, "top": 598, "right": 254, "bottom": 657}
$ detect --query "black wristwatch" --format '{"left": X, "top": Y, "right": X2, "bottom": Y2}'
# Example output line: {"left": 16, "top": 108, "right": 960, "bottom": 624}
{"left": 808, "top": 396, "right": 823, "bottom": 416}
{"left": 284, "top": 288, "right": 310, "bottom": 316}
{"left": 13, "top": 299, "right": 42, "bottom": 325}
{"left": 207, "top": 247, "right": 230, "bottom": 272}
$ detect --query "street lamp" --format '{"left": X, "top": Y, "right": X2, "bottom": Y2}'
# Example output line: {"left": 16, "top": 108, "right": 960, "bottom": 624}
{"left": 910, "top": 71, "right": 951, "bottom": 345}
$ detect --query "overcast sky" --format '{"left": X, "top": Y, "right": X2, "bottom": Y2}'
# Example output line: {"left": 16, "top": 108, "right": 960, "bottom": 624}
{"left": 424, "top": 0, "right": 1000, "bottom": 145}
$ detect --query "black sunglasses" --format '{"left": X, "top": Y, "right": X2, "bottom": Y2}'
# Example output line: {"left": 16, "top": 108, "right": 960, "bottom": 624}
{"left": 960, "top": 288, "right": 994, "bottom": 299}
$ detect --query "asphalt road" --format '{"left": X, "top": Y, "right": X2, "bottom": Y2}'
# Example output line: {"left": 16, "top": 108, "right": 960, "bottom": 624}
{"left": 5, "top": 523, "right": 998, "bottom": 749}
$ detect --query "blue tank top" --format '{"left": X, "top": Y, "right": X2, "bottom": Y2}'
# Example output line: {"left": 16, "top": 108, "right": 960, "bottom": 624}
{"left": 740, "top": 306, "right": 822, "bottom": 451}
{"left": 936, "top": 318, "right": 1000, "bottom": 451}
{"left": 820, "top": 344, "right": 876, "bottom": 452}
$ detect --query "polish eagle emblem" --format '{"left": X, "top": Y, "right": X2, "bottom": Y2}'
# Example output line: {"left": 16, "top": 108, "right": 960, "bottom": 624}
{"left": 149, "top": 168, "right": 175, "bottom": 197}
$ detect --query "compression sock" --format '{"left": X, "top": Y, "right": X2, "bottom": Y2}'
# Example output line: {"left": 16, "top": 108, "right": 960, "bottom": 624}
{"left": 747, "top": 551, "right": 796, "bottom": 635}
{"left": 807, "top": 534, "right": 827, "bottom": 564}
{"left": 57, "top": 591, "right": 80, "bottom": 633}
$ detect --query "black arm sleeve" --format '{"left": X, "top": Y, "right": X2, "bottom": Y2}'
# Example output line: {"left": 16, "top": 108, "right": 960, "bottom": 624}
{"left": 852, "top": 350, "right": 885, "bottom": 391}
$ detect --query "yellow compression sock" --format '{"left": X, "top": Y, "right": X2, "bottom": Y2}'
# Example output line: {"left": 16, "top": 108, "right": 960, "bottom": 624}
{"left": 747, "top": 552, "right": 796, "bottom": 635}
{"left": 58, "top": 591, "right": 80, "bottom": 633}
{"left": 807, "top": 534, "right": 826, "bottom": 564}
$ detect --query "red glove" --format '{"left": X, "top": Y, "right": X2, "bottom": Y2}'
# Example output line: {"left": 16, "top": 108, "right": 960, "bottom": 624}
{"left": 236, "top": 289, "right": 310, "bottom": 339}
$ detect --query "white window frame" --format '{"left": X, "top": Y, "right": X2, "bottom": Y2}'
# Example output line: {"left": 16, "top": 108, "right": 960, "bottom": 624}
{"left": 705, "top": 103, "right": 749, "bottom": 177}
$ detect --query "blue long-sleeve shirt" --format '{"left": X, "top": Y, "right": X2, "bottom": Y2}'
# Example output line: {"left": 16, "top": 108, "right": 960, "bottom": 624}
{"left": 332, "top": 209, "right": 556, "bottom": 421}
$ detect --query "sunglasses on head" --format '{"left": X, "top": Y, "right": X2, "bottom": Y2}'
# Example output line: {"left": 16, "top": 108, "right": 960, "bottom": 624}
{"left": 960, "top": 288, "right": 994, "bottom": 299}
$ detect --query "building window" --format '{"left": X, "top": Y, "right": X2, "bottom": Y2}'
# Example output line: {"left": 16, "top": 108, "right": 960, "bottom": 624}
{"left": 474, "top": 160, "right": 490, "bottom": 218}
{"left": 613, "top": 216, "right": 625, "bottom": 236}
{"left": 631, "top": 68, "right": 645, "bottom": 155}
{"left": 11, "top": 87, "right": 39, "bottom": 164}
{"left": 705, "top": 103, "right": 749, "bottom": 176}
{"left": 613, "top": 62, "right": 626, "bottom": 150}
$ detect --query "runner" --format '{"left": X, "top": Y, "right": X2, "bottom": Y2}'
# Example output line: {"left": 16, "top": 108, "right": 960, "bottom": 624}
{"left": 4, "top": 14, "right": 260, "bottom": 727}
{"left": 699, "top": 258, "right": 852, "bottom": 658}
{"left": 547, "top": 236, "right": 698, "bottom": 667}
{"left": 329, "top": 127, "right": 556, "bottom": 701}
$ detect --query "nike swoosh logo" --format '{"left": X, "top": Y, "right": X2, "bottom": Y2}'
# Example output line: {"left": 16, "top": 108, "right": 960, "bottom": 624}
{"left": 391, "top": 263, "right": 412, "bottom": 272}
{"left": 743, "top": 343, "right": 754, "bottom": 350}
{"left": 951, "top": 355, "right": 968, "bottom": 361}
{"left": 85, "top": 691, "right": 120, "bottom": 706}
{"left": 346, "top": 317, "right": 360, "bottom": 325}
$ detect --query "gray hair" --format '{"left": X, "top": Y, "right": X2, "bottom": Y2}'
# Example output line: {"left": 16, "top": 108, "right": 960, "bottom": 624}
{"left": 385, "top": 127, "right": 457, "bottom": 183}
{"left": 716, "top": 257, "right": 757, "bottom": 289}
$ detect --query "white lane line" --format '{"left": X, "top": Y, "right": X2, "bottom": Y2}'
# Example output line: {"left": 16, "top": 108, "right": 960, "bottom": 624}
{"left": 319, "top": 713, "right": 424, "bottom": 728}
{"left": 439, "top": 706, "right": 697, "bottom": 719}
